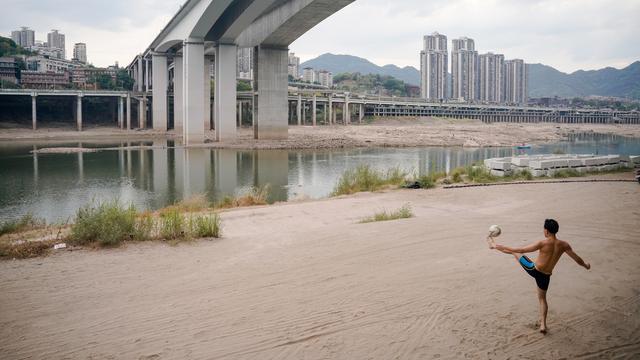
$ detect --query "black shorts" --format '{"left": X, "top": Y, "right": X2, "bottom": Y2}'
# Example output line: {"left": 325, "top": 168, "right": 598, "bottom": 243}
{"left": 519, "top": 255, "right": 551, "bottom": 291}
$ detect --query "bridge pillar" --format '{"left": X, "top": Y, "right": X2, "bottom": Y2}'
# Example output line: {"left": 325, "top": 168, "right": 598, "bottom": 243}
{"left": 76, "top": 95, "right": 83, "bottom": 131}
{"left": 344, "top": 95, "right": 350, "bottom": 125}
{"left": 118, "top": 96, "right": 124, "bottom": 129}
{"left": 31, "top": 94, "right": 37, "bottom": 130}
{"left": 205, "top": 56, "right": 212, "bottom": 131}
{"left": 254, "top": 46, "right": 288, "bottom": 140}
{"left": 138, "top": 97, "right": 147, "bottom": 129}
{"left": 126, "top": 94, "right": 131, "bottom": 130}
{"left": 296, "top": 94, "right": 302, "bottom": 126}
{"left": 359, "top": 103, "right": 364, "bottom": 124}
{"left": 137, "top": 57, "right": 144, "bottom": 92}
{"left": 215, "top": 44, "right": 238, "bottom": 141}
{"left": 183, "top": 39, "right": 206, "bottom": 144}
{"left": 173, "top": 56, "right": 184, "bottom": 133}
{"left": 312, "top": 94, "right": 317, "bottom": 126}
{"left": 328, "top": 95, "right": 333, "bottom": 125}
{"left": 152, "top": 53, "right": 168, "bottom": 131}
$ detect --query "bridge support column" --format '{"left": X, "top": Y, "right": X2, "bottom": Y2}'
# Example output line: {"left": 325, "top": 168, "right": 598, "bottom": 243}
{"left": 359, "top": 104, "right": 364, "bottom": 124}
{"left": 137, "top": 57, "right": 144, "bottom": 92}
{"left": 76, "top": 95, "right": 83, "bottom": 131}
{"left": 138, "top": 97, "right": 147, "bottom": 129}
{"left": 344, "top": 95, "right": 350, "bottom": 125}
{"left": 215, "top": 44, "right": 237, "bottom": 141}
{"left": 183, "top": 39, "right": 205, "bottom": 144}
{"left": 152, "top": 53, "right": 168, "bottom": 131}
{"left": 126, "top": 94, "right": 131, "bottom": 130}
{"left": 118, "top": 96, "right": 124, "bottom": 129}
{"left": 312, "top": 94, "right": 317, "bottom": 126}
{"left": 328, "top": 96, "right": 333, "bottom": 125}
{"left": 296, "top": 94, "right": 302, "bottom": 126}
{"left": 323, "top": 103, "right": 327, "bottom": 124}
{"left": 204, "top": 56, "right": 212, "bottom": 131}
{"left": 173, "top": 56, "right": 184, "bottom": 133}
{"left": 31, "top": 94, "right": 37, "bottom": 130}
{"left": 254, "top": 46, "right": 288, "bottom": 140}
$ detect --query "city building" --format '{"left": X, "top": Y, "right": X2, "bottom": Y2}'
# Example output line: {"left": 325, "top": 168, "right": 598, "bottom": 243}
{"left": 47, "top": 30, "right": 66, "bottom": 59}
{"left": 71, "top": 66, "right": 117, "bottom": 88}
{"left": 478, "top": 52, "right": 505, "bottom": 103}
{"left": 451, "top": 37, "right": 479, "bottom": 102}
{"left": 21, "top": 70, "right": 70, "bottom": 89}
{"left": 504, "top": 59, "right": 527, "bottom": 104}
{"left": 26, "top": 55, "right": 76, "bottom": 73}
{"left": 302, "top": 67, "right": 316, "bottom": 83}
{"left": 288, "top": 52, "right": 300, "bottom": 79}
{"left": 317, "top": 70, "right": 333, "bottom": 88}
{"left": 28, "top": 41, "right": 64, "bottom": 60}
{"left": 11, "top": 27, "right": 35, "bottom": 48}
{"left": 236, "top": 47, "right": 253, "bottom": 80}
{"left": 420, "top": 32, "right": 448, "bottom": 101}
{"left": 73, "top": 43, "right": 87, "bottom": 64}
{"left": 0, "top": 57, "right": 19, "bottom": 85}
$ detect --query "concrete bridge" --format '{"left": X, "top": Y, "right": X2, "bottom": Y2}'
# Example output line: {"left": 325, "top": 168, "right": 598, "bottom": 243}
{"left": 127, "top": 0, "right": 355, "bottom": 144}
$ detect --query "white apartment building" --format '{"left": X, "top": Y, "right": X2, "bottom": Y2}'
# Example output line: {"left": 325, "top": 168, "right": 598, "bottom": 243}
{"left": 288, "top": 52, "right": 300, "bottom": 79}
{"left": 47, "top": 30, "right": 66, "bottom": 59}
{"left": 420, "top": 32, "right": 448, "bottom": 101}
{"left": 302, "top": 67, "right": 316, "bottom": 83}
{"left": 479, "top": 52, "right": 505, "bottom": 103}
{"left": 451, "top": 37, "right": 479, "bottom": 102}
{"left": 504, "top": 59, "right": 527, "bottom": 104}
{"left": 11, "top": 27, "right": 35, "bottom": 48}
{"left": 73, "top": 43, "right": 87, "bottom": 64}
{"left": 318, "top": 70, "right": 333, "bottom": 88}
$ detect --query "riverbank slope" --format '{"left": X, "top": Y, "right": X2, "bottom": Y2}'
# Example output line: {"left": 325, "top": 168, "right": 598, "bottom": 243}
{"left": 1, "top": 176, "right": 638, "bottom": 359}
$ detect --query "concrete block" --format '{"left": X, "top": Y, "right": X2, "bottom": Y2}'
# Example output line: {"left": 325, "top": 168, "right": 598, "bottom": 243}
{"left": 567, "top": 159, "right": 582, "bottom": 168}
{"left": 606, "top": 155, "right": 620, "bottom": 164}
{"left": 490, "top": 169, "right": 512, "bottom": 177}
{"left": 552, "top": 160, "right": 568, "bottom": 168}
{"left": 511, "top": 157, "right": 530, "bottom": 167}
{"left": 490, "top": 161, "right": 512, "bottom": 171}
{"left": 630, "top": 155, "right": 640, "bottom": 164}
{"left": 575, "top": 167, "right": 589, "bottom": 173}
{"left": 531, "top": 169, "right": 547, "bottom": 177}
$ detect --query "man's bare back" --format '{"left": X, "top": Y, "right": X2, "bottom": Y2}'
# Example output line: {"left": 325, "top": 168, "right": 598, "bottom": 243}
{"left": 488, "top": 219, "right": 590, "bottom": 334}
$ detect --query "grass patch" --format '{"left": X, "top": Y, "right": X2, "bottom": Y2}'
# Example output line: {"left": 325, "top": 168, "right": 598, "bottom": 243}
{"left": 217, "top": 185, "right": 271, "bottom": 208}
{"left": 174, "top": 193, "right": 210, "bottom": 212}
{"left": 160, "top": 208, "right": 186, "bottom": 240}
{"left": 191, "top": 213, "right": 222, "bottom": 238}
{"left": 0, "top": 240, "right": 55, "bottom": 260}
{"left": 70, "top": 200, "right": 137, "bottom": 247}
{"left": 332, "top": 165, "right": 408, "bottom": 196}
{"left": 552, "top": 169, "right": 583, "bottom": 178}
{"left": 359, "top": 204, "right": 413, "bottom": 223}
{"left": 0, "top": 213, "right": 46, "bottom": 236}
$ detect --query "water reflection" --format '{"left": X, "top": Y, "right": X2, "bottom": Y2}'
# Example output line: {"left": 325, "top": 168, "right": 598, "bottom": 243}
{"left": 1, "top": 132, "right": 639, "bottom": 222}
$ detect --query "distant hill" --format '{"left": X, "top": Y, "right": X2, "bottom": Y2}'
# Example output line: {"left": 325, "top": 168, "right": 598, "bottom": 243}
{"left": 301, "top": 53, "right": 420, "bottom": 86}
{"left": 301, "top": 53, "right": 640, "bottom": 99}
{"left": 528, "top": 62, "right": 640, "bottom": 99}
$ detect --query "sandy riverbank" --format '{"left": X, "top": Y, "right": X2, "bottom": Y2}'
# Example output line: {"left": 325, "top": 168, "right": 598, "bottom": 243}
{"left": 1, "top": 118, "right": 639, "bottom": 149}
{"left": 1, "top": 176, "right": 638, "bottom": 359}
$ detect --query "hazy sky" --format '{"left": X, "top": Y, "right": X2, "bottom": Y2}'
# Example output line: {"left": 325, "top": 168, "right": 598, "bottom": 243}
{"left": 2, "top": 0, "right": 638, "bottom": 73}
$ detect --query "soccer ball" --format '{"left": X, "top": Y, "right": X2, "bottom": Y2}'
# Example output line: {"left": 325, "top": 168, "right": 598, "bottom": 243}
{"left": 488, "top": 225, "right": 502, "bottom": 238}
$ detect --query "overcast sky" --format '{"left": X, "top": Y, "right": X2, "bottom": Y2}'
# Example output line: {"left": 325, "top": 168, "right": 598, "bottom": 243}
{"left": 2, "top": 0, "right": 638, "bottom": 73}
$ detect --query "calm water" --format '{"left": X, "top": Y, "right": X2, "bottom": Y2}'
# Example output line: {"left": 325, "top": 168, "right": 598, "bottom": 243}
{"left": 1, "top": 133, "right": 639, "bottom": 223}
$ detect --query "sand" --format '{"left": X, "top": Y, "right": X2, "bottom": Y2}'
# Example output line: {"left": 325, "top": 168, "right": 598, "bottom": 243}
{"left": 1, "top": 177, "right": 639, "bottom": 359}
{"left": 1, "top": 118, "right": 640, "bottom": 149}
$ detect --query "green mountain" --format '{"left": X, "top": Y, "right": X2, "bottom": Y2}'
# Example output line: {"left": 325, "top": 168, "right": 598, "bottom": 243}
{"left": 301, "top": 53, "right": 640, "bottom": 99}
{"left": 528, "top": 62, "right": 640, "bottom": 99}
{"left": 301, "top": 53, "right": 420, "bottom": 86}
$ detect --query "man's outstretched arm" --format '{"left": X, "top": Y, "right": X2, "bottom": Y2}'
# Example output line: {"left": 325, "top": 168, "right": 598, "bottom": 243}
{"left": 565, "top": 245, "right": 591, "bottom": 270}
{"left": 494, "top": 241, "right": 543, "bottom": 254}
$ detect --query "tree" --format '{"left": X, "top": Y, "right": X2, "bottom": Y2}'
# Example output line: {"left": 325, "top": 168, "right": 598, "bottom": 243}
{"left": 91, "top": 73, "right": 115, "bottom": 90}
{"left": 115, "top": 69, "right": 134, "bottom": 90}
{"left": 237, "top": 80, "right": 252, "bottom": 91}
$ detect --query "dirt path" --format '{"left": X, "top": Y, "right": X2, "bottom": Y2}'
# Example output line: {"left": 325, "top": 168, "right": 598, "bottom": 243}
{"left": 1, "top": 178, "right": 639, "bottom": 359}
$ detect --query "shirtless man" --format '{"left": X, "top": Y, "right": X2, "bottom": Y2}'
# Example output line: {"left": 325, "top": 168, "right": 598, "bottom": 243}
{"left": 487, "top": 219, "right": 591, "bottom": 334}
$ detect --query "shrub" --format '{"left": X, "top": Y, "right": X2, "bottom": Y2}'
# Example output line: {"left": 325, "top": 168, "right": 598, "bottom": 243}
{"left": 0, "top": 240, "right": 54, "bottom": 259}
{"left": 465, "top": 165, "right": 498, "bottom": 183}
{"left": 133, "top": 212, "right": 155, "bottom": 241}
{"left": 192, "top": 213, "right": 222, "bottom": 238}
{"left": 70, "top": 201, "right": 136, "bottom": 247}
{"left": 332, "top": 165, "right": 408, "bottom": 196}
{"left": 552, "top": 169, "right": 583, "bottom": 178}
{"left": 175, "top": 193, "right": 210, "bottom": 212}
{"left": 0, "top": 213, "right": 46, "bottom": 236}
{"left": 216, "top": 185, "right": 271, "bottom": 208}
{"left": 160, "top": 208, "right": 186, "bottom": 240}
{"left": 359, "top": 204, "right": 413, "bottom": 223}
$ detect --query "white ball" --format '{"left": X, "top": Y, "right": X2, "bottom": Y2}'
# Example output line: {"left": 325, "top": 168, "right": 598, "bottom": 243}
{"left": 488, "top": 225, "right": 502, "bottom": 237}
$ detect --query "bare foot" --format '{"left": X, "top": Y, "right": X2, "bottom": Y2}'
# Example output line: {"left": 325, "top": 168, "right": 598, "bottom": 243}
{"left": 486, "top": 236, "right": 496, "bottom": 249}
{"left": 539, "top": 326, "right": 548, "bottom": 334}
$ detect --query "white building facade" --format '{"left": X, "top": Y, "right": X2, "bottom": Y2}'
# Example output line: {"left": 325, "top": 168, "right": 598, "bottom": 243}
{"left": 451, "top": 37, "right": 479, "bottom": 102}
{"left": 478, "top": 52, "right": 505, "bottom": 103}
{"left": 420, "top": 32, "right": 448, "bottom": 101}
{"left": 73, "top": 43, "right": 87, "bottom": 63}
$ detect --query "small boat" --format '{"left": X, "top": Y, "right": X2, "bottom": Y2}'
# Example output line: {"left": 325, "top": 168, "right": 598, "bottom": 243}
{"left": 515, "top": 143, "right": 532, "bottom": 149}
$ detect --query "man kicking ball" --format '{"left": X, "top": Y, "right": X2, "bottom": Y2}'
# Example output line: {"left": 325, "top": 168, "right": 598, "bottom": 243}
{"left": 487, "top": 219, "right": 591, "bottom": 334}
